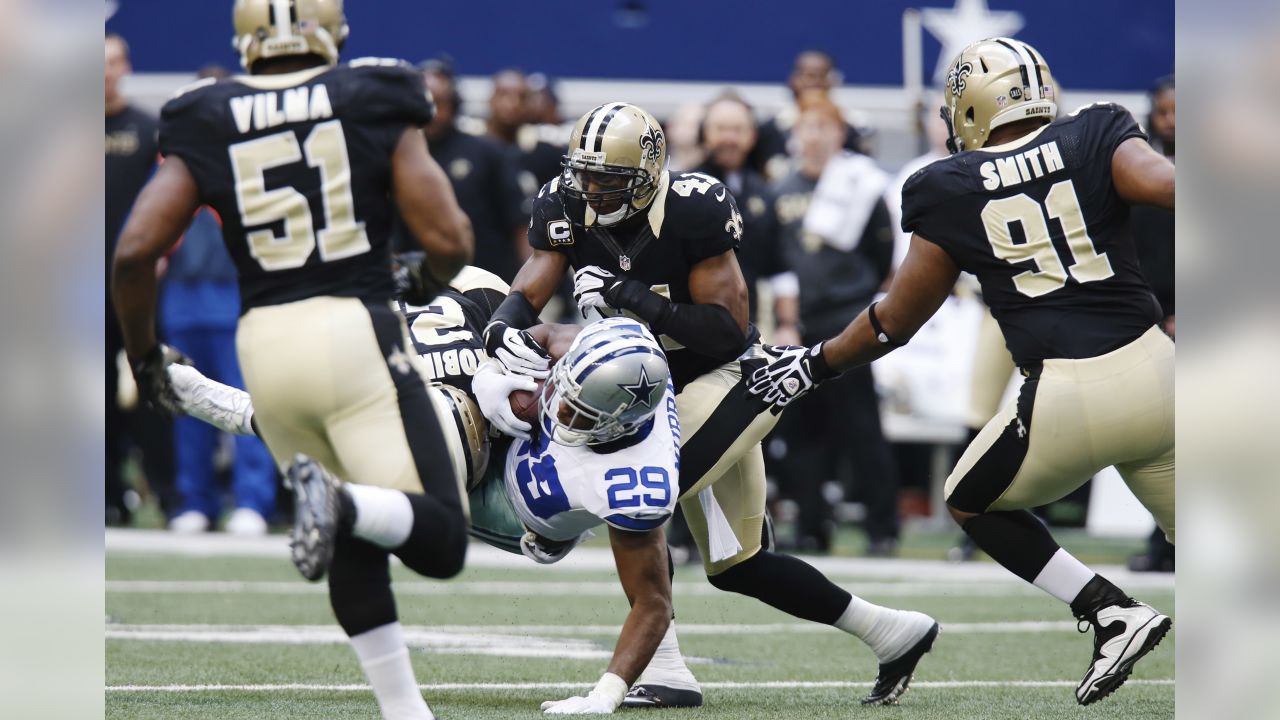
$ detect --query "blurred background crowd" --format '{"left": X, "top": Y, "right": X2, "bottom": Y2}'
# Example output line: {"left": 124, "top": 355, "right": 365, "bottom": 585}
{"left": 105, "top": 1, "right": 1173, "bottom": 568}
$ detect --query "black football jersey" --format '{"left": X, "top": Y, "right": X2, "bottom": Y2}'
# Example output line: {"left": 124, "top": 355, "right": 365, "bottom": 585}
{"left": 398, "top": 266, "right": 509, "bottom": 394}
{"left": 528, "top": 170, "right": 758, "bottom": 388}
{"left": 901, "top": 103, "right": 1162, "bottom": 365}
{"left": 158, "top": 59, "right": 434, "bottom": 311}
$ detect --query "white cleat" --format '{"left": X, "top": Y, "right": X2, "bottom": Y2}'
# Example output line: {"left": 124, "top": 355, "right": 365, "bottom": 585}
{"left": 1076, "top": 599, "right": 1172, "bottom": 705}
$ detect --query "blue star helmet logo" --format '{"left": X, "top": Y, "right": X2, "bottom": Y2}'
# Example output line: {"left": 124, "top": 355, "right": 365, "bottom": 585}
{"left": 620, "top": 366, "right": 660, "bottom": 409}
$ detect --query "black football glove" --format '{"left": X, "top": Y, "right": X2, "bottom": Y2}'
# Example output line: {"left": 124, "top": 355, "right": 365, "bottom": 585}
{"left": 130, "top": 344, "right": 194, "bottom": 417}
{"left": 747, "top": 342, "right": 838, "bottom": 409}
{"left": 393, "top": 252, "right": 449, "bottom": 306}
{"left": 483, "top": 320, "right": 551, "bottom": 379}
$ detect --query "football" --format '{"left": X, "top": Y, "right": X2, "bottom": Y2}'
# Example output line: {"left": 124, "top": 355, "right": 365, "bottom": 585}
{"left": 509, "top": 379, "right": 545, "bottom": 424}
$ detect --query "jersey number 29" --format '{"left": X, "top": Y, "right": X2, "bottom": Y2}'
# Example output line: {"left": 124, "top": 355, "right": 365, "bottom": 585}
{"left": 981, "top": 179, "right": 1114, "bottom": 298}
{"left": 229, "top": 120, "right": 371, "bottom": 271}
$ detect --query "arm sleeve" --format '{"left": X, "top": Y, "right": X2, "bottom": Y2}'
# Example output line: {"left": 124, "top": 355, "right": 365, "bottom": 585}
{"left": 608, "top": 279, "right": 748, "bottom": 363}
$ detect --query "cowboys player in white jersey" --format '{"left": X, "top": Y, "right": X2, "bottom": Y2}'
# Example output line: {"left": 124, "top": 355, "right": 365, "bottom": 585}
{"left": 169, "top": 279, "right": 703, "bottom": 714}
{"left": 750, "top": 38, "right": 1175, "bottom": 705}
{"left": 476, "top": 101, "right": 940, "bottom": 705}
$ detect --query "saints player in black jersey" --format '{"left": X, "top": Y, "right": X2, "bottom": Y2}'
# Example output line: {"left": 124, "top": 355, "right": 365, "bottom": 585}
{"left": 110, "top": 3, "right": 473, "bottom": 719}
{"left": 750, "top": 38, "right": 1175, "bottom": 706}
{"left": 480, "top": 101, "right": 940, "bottom": 706}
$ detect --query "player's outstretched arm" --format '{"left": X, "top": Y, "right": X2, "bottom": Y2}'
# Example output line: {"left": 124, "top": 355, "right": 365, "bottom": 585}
{"left": 749, "top": 234, "right": 958, "bottom": 408}
{"left": 111, "top": 156, "right": 201, "bottom": 361}
{"left": 392, "top": 127, "right": 474, "bottom": 287}
{"left": 541, "top": 525, "right": 671, "bottom": 714}
{"left": 1112, "top": 137, "right": 1175, "bottom": 210}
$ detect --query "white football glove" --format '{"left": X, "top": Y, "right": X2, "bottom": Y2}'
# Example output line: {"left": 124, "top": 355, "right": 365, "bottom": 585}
{"left": 747, "top": 342, "right": 836, "bottom": 409}
{"left": 541, "top": 673, "right": 627, "bottom": 714}
{"left": 572, "top": 265, "right": 618, "bottom": 318}
{"left": 520, "top": 528, "right": 594, "bottom": 565}
{"left": 167, "top": 364, "right": 257, "bottom": 436}
{"left": 472, "top": 359, "right": 536, "bottom": 440}
{"left": 483, "top": 321, "right": 551, "bottom": 379}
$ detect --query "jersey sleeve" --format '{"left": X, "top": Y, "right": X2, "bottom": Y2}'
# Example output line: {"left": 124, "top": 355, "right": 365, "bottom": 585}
{"left": 527, "top": 180, "right": 573, "bottom": 253}
{"left": 1082, "top": 103, "right": 1148, "bottom": 163}
{"left": 899, "top": 162, "right": 965, "bottom": 264}
{"left": 157, "top": 82, "right": 217, "bottom": 164}
{"left": 342, "top": 60, "right": 435, "bottom": 127}
{"left": 669, "top": 176, "right": 743, "bottom": 264}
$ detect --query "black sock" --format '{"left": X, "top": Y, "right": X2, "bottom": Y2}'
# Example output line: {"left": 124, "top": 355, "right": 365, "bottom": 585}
{"left": 390, "top": 492, "right": 468, "bottom": 579}
{"left": 1069, "top": 575, "right": 1130, "bottom": 619}
{"left": 328, "top": 533, "right": 396, "bottom": 637}
{"left": 707, "top": 550, "right": 852, "bottom": 624}
{"left": 960, "top": 509, "right": 1061, "bottom": 584}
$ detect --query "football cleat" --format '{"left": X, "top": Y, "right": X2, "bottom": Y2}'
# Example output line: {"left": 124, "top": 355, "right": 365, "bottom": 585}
{"left": 285, "top": 454, "right": 343, "bottom": 582}
{"left": 1075, "top": 599, "right": 1172, "bottom": 705}
{"left": 861, "top": 621, "right": 940, "bottom": 706}
{"left": 621, "top": 684, "right": 703, "bottom": 709}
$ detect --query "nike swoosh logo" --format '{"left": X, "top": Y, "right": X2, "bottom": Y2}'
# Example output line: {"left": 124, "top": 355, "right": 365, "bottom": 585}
{"left": 716, "top": 188, "right": 726, "bottom": 202}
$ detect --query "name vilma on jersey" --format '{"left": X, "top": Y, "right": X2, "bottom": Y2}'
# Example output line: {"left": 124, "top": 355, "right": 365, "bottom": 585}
{"left": 229, "top": 84, "right": 334, "bottom": 134}
{"left": 979, "top": 139, "right": 1065, "bottom": 191}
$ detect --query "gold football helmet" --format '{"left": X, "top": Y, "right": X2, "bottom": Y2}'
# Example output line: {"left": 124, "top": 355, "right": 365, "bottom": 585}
{"left": 561, "top": 102, "right": 668, "bottom": 227}
{"left": 232, "top": 0, "right": 349, "bottom": 72}
{"left": 940, "top": 37, "right": 1058, "bottom": 153}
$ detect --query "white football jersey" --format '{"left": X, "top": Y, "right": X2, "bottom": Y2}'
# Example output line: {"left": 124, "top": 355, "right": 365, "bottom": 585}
{"left": 504, "top": 380, "right": 681, "bottom": 541}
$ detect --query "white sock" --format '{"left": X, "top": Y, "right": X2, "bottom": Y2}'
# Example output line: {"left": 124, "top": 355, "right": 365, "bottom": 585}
{"left": 346, "top": 484, "right": 414, "bottom": 549}
{"left": 1032, "top": 548, "right": 1095, "bottom": 604}
{"left": 635, "top": 622, "right": 699, "bottom": 691}
{"left": 350, "top": 622, "right": 434, "bottom": 720}
{"left": 833, "top": 596, "right": 935, "bottom": 663}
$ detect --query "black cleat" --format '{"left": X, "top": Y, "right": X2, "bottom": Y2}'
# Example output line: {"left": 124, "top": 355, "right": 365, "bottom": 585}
{"left": 861, "top": 622, "right": 940, "bottom": 706}
{"left": 622, "top": 684, "right": 704, "bottom": 709}
{"left": 285, "top": 454, "right": 342, "bottom": 582}
{"left": 1076, "top": 599, "right": 1172, "bottom": 705}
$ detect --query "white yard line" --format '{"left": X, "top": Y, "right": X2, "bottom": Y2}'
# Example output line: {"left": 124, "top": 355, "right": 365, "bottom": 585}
{"left": 105, "top": 679, "right": 1174, "bottom": 692}
{"left": 106, "top": 621, "right": 1081, "bottom": 640}
{"left": 106, "top": 579, "right": 1048, "bottom": 597}
{"left": 105, "top": 529, "right": 1175, "bottom": 589}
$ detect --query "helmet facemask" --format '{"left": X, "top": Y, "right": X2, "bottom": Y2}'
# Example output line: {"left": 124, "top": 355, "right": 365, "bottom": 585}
{"left": 560, "top": 103, "right": 668, "bottom": 228}
{"left": 560, "top": 153, "right": 656, "bottom": 227}
{"left": 536, "top": 319, "right": 669, "bottom": 447}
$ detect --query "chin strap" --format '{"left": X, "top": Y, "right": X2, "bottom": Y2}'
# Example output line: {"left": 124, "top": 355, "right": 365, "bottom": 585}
{"left": 939, "top": 105, "right": 961, "bottom": 154}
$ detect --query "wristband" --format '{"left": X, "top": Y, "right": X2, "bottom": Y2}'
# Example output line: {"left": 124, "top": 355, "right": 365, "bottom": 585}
{"left": 808, "top": 342, "right": 838, "bottom": 382}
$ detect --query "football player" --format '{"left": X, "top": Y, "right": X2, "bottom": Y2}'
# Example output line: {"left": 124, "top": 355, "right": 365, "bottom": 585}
{"left": 169, "top": 302, "right": 704, "bottom": 715}
{"left": 749, "top": 38, "right": 1175, "bottom": 706}
{"left": 110, "top": 2, "right": 473, "bottom": 719}
{"left": 477, "top": 102, "right": 940, "bottom": 705}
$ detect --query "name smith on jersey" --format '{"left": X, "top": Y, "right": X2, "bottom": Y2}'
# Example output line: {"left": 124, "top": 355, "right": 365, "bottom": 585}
{"left": 979, "top": 140, "right": 1065, "bottom": 191}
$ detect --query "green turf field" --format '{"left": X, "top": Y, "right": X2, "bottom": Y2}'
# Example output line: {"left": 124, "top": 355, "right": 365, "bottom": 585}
{"left": 106, "top": 531, "right": 1174, "bottom": 719}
